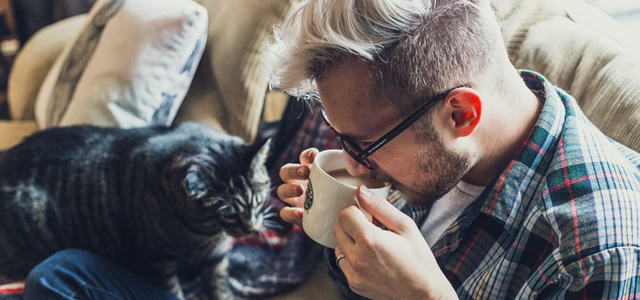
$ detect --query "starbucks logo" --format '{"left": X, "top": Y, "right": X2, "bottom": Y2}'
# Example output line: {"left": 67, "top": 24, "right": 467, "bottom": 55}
{"left": 304, "top": 180, "right": 313, "bottom": 210}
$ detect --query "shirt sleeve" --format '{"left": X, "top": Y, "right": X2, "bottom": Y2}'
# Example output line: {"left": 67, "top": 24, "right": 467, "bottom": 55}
{"left": 539, "top": 246, "right": 640, "bottom": 299}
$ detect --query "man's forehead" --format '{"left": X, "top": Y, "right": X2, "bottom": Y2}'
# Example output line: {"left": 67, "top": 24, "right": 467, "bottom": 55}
{"left": 320, "top": 98, "right": 397, "bottom": 142}
{"left": 316, "top": 59, "right": 399, "bottom": 134}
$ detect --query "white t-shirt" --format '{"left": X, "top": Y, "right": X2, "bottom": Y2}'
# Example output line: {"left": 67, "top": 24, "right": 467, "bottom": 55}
{"left": 420, "top": 181, "right": 485, "bottom": 246}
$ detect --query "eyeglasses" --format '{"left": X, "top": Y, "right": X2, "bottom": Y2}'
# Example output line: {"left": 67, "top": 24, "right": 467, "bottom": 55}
{"left": 320, "top": 85, "right": 469, "bottom": 170}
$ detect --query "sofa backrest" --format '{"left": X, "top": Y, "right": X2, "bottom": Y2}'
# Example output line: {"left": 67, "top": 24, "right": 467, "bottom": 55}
{"left": 7, "top": 0, "right": 640, "bottom": 150}
{"left": 493, "top": 0, "right": 640, "bottom": 151}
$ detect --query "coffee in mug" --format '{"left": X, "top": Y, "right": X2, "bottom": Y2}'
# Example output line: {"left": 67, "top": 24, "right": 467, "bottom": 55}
{"left": 303, "top": 149, "right": 390, "bottom": 248}
{"left": 326, "top": 169, "right": 386, "bottom": 188}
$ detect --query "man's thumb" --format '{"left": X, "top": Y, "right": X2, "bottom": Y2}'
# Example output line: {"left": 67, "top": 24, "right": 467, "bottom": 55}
{"left": 357, "top": 185, "right": 411, "bottom": 233}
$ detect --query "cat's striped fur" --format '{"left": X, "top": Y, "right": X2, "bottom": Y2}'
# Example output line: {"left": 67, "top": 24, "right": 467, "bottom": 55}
{"left": 0, "top": 122, "right": 271, "bottom": 299}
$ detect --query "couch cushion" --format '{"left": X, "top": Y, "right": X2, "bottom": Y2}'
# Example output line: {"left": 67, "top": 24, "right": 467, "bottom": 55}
{"left": 34, "top": 0, "right": 208, "bottom": 129}
{"left": 174, "top": 54, "right": 227, "bottom": 133}
{"left": 492, "top": 0, "right": 567, "bottom": 59}
{"left": 0, "top": 121, "right": 38, "bottom": 150}
{"left": 493, "top": 0, "right": 640, "bottom": 151}
{"left": 175, "top": 0, "right": 298, "bottom": 142}
{"left": 514, "top": 17, "right": 640, "bottom": 150}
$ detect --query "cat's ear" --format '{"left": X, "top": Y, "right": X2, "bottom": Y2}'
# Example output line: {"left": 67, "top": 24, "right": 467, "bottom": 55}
{"left": 183, "top": 165, "right": 210, "bottom": 201}
{"left": 248, "top": 137, "right": 271, "bottom": 171}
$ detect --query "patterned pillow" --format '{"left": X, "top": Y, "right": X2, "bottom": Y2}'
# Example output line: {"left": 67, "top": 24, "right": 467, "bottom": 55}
{"left": 34, "top": 0, "right": 208, "bottom": 128}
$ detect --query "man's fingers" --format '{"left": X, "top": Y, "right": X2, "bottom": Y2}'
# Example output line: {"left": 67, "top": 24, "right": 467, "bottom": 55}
{"left": 334, "top": 219, "right": 357, "bottom": 252}
{"left": 280, "top": 207, "right": 303, "bottom": 226}
{"left": 277, "top": 182, "right": 304, "bottom": 200}
{"left": 299, "top": 148, "right": 319, "bottom": 166}
{"left": 334, "top": 246, "right": 351, "bottom": 273}
{"left": 337, "top": 205, "right": 378, "bottom": 247}
{"left": 357, "top": 186, "right": 412, "bottom": 234}
{"left": 333, "top": 245, "right": 356, "bottom": 288}
{"left": 279, "top": 163, "right": 311, "bottom": 182}
{"left": 274, "top": 149, "right": 320, "bottom": 228}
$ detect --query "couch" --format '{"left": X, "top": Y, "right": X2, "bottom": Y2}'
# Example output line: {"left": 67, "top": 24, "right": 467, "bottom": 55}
{"left": 0, "top": 0, "right": 639, "bottom": 299}
{"left": 1, "top": 0, "right": 295, "bottom": 149}
{"left": 2, "top": 0, "right": 639, "bottom": 150}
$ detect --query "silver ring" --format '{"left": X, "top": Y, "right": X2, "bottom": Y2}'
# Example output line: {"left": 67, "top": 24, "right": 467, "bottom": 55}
{"left": 335, "top": 253, "right": 346, "bottom": 266}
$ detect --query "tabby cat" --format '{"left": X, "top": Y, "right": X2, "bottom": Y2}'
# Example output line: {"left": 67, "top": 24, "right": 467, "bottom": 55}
{"left": 0, "top": 122, "right": 272, "bottom": 299}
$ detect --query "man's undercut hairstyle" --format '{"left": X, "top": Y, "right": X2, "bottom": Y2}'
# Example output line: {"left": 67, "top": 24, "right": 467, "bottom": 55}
{"left": 265, "top": 0, "right": 508, "bottom": 114}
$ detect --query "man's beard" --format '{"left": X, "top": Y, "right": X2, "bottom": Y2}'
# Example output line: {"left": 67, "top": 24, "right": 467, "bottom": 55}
{"left": 370, "top": 138, "right": 472, "bottom": 206}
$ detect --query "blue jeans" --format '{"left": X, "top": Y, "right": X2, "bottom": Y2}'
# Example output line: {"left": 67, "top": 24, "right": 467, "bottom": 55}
{"left": 24, "top": 249, "right": 178, "bottom": 300}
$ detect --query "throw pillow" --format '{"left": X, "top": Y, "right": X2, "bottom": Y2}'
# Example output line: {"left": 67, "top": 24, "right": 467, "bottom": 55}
{"left": 34, "top": 0, "right": 208, "bottom": 128}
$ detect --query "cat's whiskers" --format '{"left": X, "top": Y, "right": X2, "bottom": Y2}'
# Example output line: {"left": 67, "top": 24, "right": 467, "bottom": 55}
{"left": 261, "top": 205, "right": 289, "bottom": 232}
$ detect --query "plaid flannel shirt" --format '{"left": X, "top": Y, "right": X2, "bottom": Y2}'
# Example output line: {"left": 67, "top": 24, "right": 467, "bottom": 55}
{"left": 327, "top": 71, "right": 640, "bottom": 299}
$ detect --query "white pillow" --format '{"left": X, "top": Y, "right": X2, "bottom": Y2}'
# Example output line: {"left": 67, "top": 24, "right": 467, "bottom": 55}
{"left": 35, "top": 0, "right": 208, "bottom": 128}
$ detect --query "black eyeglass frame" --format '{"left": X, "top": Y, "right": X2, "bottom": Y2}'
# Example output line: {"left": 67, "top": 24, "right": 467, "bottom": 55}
{"left": 321, "top": 84, "right": 471, "bottom": 171}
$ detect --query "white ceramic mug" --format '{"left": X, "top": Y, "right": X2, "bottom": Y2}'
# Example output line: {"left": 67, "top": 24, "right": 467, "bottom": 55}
{"left": 302, "top": 149, "right": 391, "bottom": 248}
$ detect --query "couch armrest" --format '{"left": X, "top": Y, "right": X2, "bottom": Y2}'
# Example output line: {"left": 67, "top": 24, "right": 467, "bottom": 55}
{"left": 0, "top": 120, "right": 38, "bottom": 150}
{"left": 7, "top": 15, "right": 87, "bottom": 121}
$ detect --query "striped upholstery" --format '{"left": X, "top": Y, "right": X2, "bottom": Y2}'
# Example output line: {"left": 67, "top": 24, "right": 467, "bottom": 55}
{"left": 174, "top": 0, "right": 299, "bottom": 142}
{"left": 493, "top": 0, "right": 640, "bottom": 151}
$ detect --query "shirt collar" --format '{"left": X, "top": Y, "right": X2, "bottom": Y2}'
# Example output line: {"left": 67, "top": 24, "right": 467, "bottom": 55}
{"left": 432, "top": 70, "right": 567, "bottom": 255}
{"left": 474, "top": 70, "right": 565, "bottom": 224}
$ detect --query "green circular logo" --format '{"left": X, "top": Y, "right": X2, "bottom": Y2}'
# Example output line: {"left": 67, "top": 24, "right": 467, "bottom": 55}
{"left": 304, "top": 180, "right": 313, "bottom": 210}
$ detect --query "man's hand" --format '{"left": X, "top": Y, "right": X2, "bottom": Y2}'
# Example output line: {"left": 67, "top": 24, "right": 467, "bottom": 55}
{"left": 276, "top": 148, "right": 319, "bottom": 227}
{"left": 333, "top": 186, "right": 458, "bottom": 299}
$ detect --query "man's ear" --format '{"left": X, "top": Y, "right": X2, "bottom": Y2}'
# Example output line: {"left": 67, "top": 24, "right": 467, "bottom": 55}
{"left": 444, "top": 87, "right": 482, "bottom": 137}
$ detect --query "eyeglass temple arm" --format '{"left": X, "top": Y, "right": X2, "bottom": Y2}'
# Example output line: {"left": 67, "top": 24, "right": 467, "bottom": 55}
{"left": 357, "top": 100, "right": 438, "bottom": 159}
{"left": 357, "top": 84, "right": 471, "bottom": 160}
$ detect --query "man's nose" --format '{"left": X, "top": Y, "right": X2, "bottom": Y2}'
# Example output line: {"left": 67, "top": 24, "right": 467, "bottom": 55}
{"left": 343, "top": 152, "right": 371, "bottom": 176}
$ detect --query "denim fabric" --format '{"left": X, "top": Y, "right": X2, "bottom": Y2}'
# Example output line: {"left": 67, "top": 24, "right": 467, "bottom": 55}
{"left": 24, "top": 249, "right": 178, "bottom": 300}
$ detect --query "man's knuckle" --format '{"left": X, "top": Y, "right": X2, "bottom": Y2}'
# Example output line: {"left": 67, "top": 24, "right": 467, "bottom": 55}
{"left": 360, "top": 235, "right": 380, "bottom": 251}
{"left": 348, "top": 276, "right": 364, "bottom": 292}
{"left": 350, "top": 256, "right": 369, "bottom": 272}
{"left": 338, "top": 208, "right": 351, "bottom": 222}
{"left": 394, "top": 214, "right": 414, "bottom": 232}
{"left": 333, "top": 223, "right": 341, "bottom": 235}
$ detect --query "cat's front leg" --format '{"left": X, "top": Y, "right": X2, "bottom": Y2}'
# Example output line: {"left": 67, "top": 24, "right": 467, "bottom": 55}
{"left": 163, "top": 273, "right": 185, "bottom": 300}
{"left": 198, "top": 256, "right": 233, "bottom": 300}
{"left": 141, "top": 258, "right": 184, "bottom": 299}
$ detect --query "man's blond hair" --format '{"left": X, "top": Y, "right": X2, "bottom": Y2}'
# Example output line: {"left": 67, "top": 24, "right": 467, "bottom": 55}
{"left": 264, "top": 0, "right": 511, "bottom": 114}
